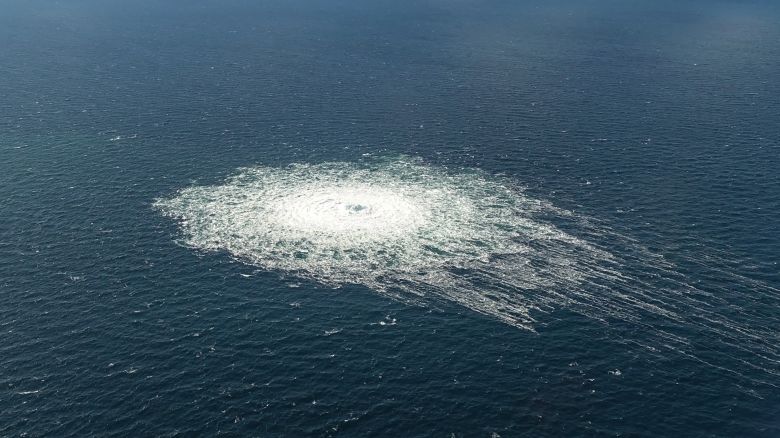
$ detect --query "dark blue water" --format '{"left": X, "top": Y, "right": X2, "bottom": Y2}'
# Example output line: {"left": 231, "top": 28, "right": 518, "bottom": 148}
{"left": 2, "top": 0, "right": 779, "bottom": 436}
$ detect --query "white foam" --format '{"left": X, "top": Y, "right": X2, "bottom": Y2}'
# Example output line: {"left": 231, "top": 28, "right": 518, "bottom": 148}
{"left": 155, "top": 156, "right": 780, "bottom": 387}
{"left": 155, "top": 157, "right": 606, "bottom": 328}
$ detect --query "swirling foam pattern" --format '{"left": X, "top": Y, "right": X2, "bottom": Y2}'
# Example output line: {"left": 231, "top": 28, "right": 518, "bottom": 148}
{"left": 155, "top": 157, "right": 606, "bottom": 328}
{"left": 156, "top": 157, "right": 780, "bottom": 385}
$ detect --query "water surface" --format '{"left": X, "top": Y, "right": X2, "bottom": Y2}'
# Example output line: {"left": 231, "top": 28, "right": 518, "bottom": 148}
{"left": 1, "top": 0, "right": 779, "bottom": 436}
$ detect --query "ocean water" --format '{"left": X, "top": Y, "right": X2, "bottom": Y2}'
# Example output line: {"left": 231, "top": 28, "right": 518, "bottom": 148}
{"left": 1, "top": 0, "right": 779, "bottom": 436}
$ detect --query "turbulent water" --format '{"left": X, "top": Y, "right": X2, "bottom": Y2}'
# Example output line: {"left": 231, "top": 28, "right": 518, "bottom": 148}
{"left": 156, "top": 157, "right": 780, "bottom": 387}
{"left": 3, "top": 0, "right": 780, "bottom": 436}
{"left": 155, "top": 157, "right": 604, "bottom": 328}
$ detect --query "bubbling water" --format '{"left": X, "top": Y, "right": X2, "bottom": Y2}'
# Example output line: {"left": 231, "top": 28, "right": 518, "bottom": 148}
{"left": 267, "top": 184, "right": 428, "bottom": 239}
{"left": 154, "top": 157, "right": 603, "bottom": 327}
{"left": 155, "top": 156, "right": 780, "bottom": 386}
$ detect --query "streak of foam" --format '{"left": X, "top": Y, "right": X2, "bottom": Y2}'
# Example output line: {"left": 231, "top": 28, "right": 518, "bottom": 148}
{"left": 154, "top": 156, "right": 780, "bottom": 388}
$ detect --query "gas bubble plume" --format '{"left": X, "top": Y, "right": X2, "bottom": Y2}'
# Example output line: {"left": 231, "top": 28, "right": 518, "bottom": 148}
{"left": 155, "top": 157, "right": 602, "bottom": 328}
{"left": 155, "top": 157, "right": 780, "bottom": 387}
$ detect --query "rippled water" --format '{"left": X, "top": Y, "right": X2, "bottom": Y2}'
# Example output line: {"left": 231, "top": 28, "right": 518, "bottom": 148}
{"left": 2, "top": 0, "right": 779, "bottom": 436}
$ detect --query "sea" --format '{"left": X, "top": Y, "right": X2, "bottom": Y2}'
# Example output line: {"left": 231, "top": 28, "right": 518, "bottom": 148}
{"left": 1, "top": 0, "right": 779, "bottom": 436}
